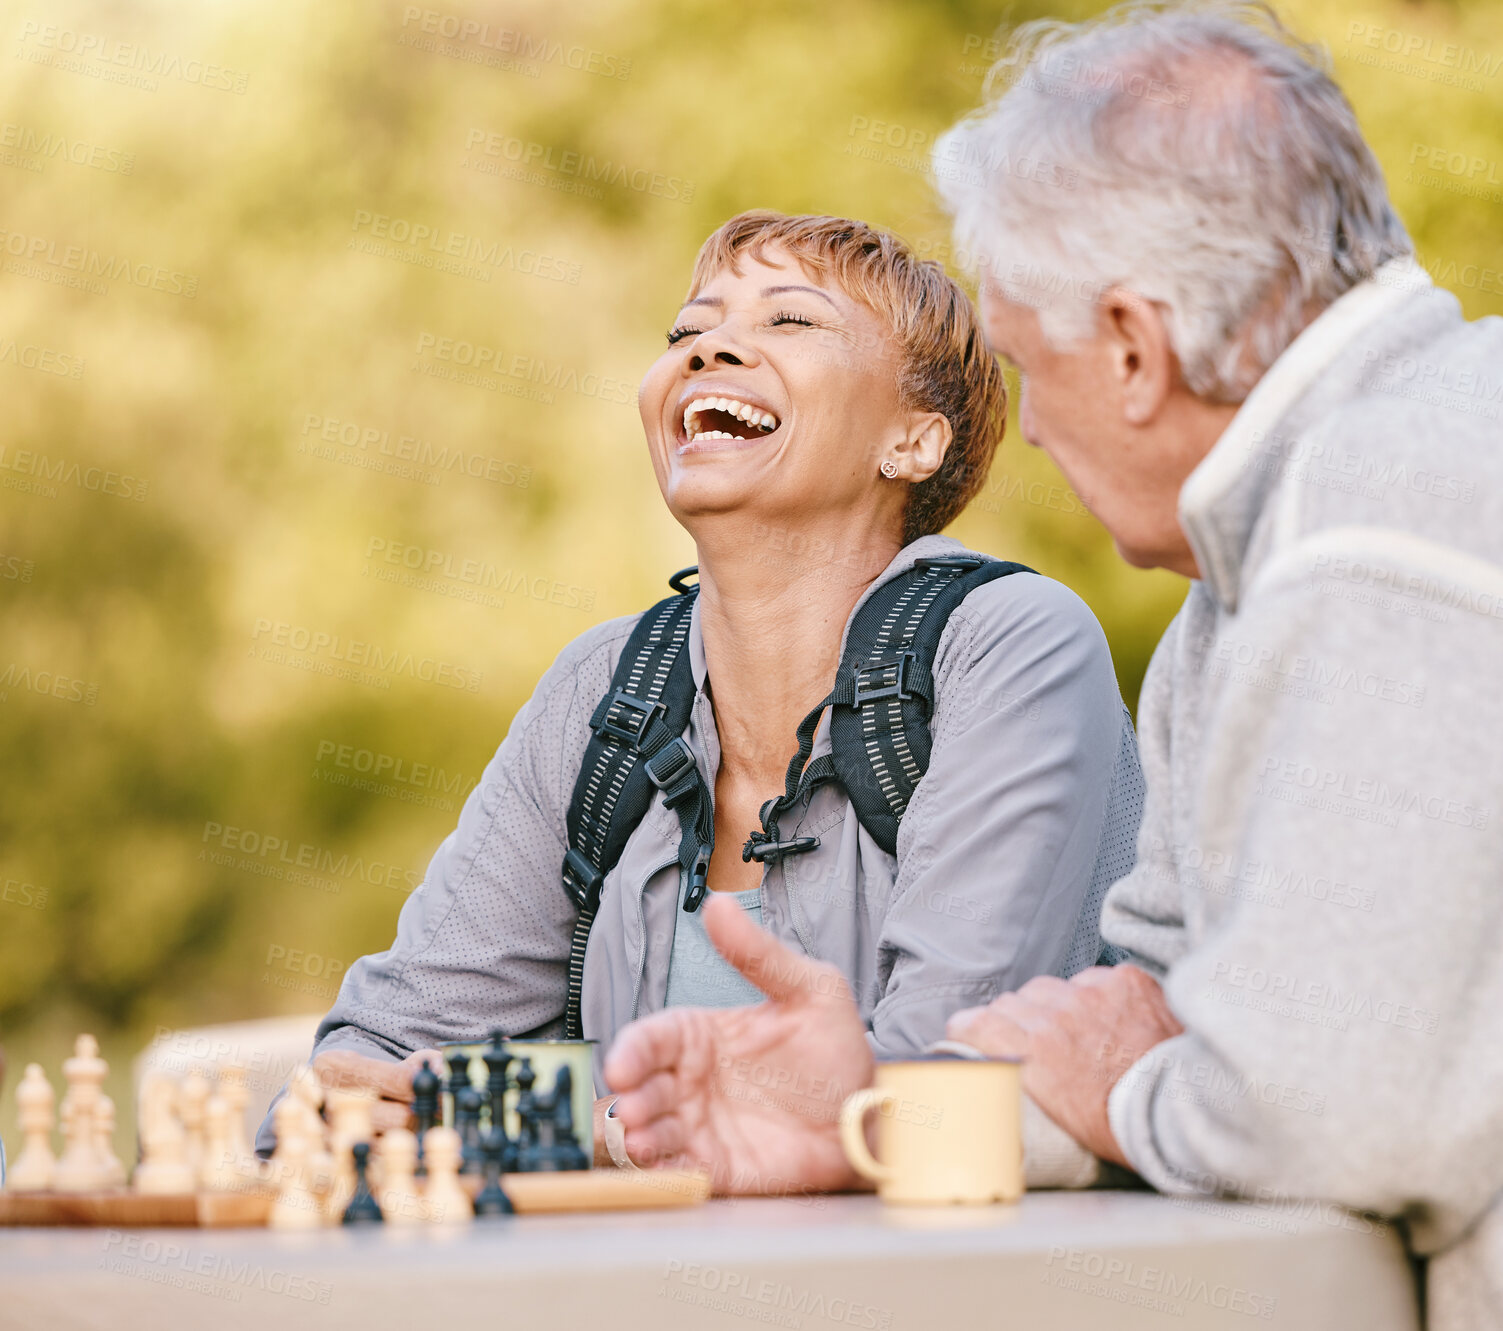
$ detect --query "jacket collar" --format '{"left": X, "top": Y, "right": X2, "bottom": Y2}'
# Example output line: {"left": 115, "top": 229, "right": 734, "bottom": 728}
{"left": 1178, "top": 258, "right": 1432, "bottom": 613}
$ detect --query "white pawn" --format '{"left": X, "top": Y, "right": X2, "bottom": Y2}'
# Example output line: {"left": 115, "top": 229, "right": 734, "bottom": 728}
{"left": 268, "top": 1098, "right": 321, "bottom": 1230}
{"left": 421, "top": 1127, "right": 472, "bottom": 1226}
{"left": 200, "top": 1096, "right": 239, "bottom": 1192}
{"left": 377, "top": 1128, "right": 424, "bottom": 1225}
{"left": 321, "top": 1085, "right": 374, "bottom": 1221}
{"left": 177, "top": 1072, "right": 211, "bottom": 1177}
{"left": 7, "top": 1064, "right": 57, "bottom": 1192}
{"left": 219, "top": 1065, "right": 252, "bottom": 1164}
{"left": 53, "top": 1034, "right": 108, "bottom": 1192}
{"left": 134, "top": 1077, "right": 195, "bottom": 1195}
{"left": 96, "top": 1094, "right": 127, "bottom": 1189}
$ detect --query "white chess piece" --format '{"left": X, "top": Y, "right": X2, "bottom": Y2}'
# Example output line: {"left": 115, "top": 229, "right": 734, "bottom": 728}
{"left": 177, "top": 1071, "right": 211, "bottom": 1177}
{"left": 53, "top": 1035, "right": 108, "bottom": 1192}
{"left": 268, "top": 1098, "right": 322, "bottom": 1229}
{"left": 376, "top": 1128, "right": 424, "bottom": 1225}
{"left": 134, "top": 1076, "right": 196, "bottom": 1195}
{"left": 200, "top": 1095, "right": 240, "bottom": 1192}
{"left": 421, "top": 1127, "right": 472, "bottom": 1225}
{"left": 96, "top": 1093, "right": 127, "bottom": 1188}
{"left": 219, "top": 1065, "right": 252, "bottom": 1162}
{"left": 321, "top": 1085, "right": 374, "bottom": 1221}
{"left": 7, "top": 1064, "right": 57, "bottom": 1191}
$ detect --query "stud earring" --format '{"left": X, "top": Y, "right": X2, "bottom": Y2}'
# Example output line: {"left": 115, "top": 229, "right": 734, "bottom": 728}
{"left": 879, "top": 459, "right": 899, "bottom": 479}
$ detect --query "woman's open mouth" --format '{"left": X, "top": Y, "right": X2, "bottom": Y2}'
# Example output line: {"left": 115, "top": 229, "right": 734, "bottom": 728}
{"left": 678, "top": 395, "right": 782, "bottom": 452}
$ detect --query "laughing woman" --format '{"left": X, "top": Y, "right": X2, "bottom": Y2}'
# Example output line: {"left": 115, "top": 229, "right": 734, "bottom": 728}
{"left": 258, "top": 211, "right": 1143, "bottom": 1152}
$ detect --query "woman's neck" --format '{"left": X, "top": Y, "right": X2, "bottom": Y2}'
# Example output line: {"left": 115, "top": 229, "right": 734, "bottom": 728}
{"left": 692, "top": 513, "right": 904, "bottom": 785}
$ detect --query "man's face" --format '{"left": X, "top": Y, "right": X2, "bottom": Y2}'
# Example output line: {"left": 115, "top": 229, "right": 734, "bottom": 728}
{"left": 978, "top": 282, "right": 1198, "bottom": 572}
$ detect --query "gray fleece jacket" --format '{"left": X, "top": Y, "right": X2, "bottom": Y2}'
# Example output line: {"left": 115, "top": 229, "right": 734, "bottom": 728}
{"left": 1084, "top": 260, "right": 1503, "bottom": 1330}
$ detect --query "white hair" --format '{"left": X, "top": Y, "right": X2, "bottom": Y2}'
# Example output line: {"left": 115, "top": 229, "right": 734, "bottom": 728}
{"left": 934, "top": 0, "right": 1412, "bottom": 402}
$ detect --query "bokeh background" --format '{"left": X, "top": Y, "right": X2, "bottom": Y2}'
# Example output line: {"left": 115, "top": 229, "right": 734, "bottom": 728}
{"left": 2, "top": 0, "right": 1500, "bottom": 1143}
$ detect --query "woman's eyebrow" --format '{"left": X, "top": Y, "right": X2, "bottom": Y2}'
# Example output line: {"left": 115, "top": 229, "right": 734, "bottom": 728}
{"left": 680, "top": 284, "right": 840, "bottom": 310}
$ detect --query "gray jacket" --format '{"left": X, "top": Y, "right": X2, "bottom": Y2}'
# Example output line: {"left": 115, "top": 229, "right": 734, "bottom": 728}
{"left": 272, "top": 534, "right": 1141, "bottom": 1146}
{"left": 1089, "top": 263, "right": 1503, "bottom": 1330}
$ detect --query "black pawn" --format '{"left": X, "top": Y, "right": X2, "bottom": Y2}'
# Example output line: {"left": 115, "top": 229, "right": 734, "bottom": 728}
{"left": 472, "top": 1127, "right": 514, "bottom": 1217}
{"left": 551, "top": 1066, "right": 589, "bottom": 1172}
{"left": 455, "top": 1080, "right": 485, "bottom": 1176}
{"left": 342, "top": 1142, "right": 383, "bottom": 1225}
{"left": 513, "top": 1059, "right": 538, "bottom": 1170}
{"left": 411, "top": 1060, "right": 440, "bottom": 1176}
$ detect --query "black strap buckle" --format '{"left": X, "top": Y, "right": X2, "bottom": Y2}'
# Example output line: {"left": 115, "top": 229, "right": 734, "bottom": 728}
{"left": 645, "top": 737, "right": 697, "bottom": 793}
{"left": 593, "top": 689, "right": 666, "bottom": 748}
{"left": 852, "top": 651, "right": 916, "bottom": 706}
{"left": 743, "top": 834, "right": 820, "bottom": 864}
{"left": 683, "top": 846, "right": 712, "bottom": 912}
{"left": 913, "top": 555, "right": 986, "bottom": 572}
{"left": 668, "top": 566, "right": 699, "bottom": 595}
{"left": 562, "top": 847, "right": 604, "bottom": 912}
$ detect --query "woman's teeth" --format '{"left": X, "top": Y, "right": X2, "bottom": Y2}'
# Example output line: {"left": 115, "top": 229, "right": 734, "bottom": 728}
{"left": 682, "top": 396, "right": 780, "bottom": 442}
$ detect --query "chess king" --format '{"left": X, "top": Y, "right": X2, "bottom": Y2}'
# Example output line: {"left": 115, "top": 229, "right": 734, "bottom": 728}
{"left": 259, "top": 210, "right": 1145, "bottom": 1155}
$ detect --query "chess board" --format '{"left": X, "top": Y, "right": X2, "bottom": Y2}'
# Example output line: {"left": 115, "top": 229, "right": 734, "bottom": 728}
{"left": 0, "top": 1169, "right": 711, "bottom": 1227}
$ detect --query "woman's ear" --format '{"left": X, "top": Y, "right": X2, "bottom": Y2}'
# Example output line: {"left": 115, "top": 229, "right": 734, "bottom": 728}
{"left": 890, "top": 412, "right": 952, "bottom": 483}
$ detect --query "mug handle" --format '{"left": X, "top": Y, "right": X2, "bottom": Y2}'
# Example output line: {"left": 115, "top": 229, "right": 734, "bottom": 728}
{"left": 839, "top": 1087, "right": 896, "bottom": 1183}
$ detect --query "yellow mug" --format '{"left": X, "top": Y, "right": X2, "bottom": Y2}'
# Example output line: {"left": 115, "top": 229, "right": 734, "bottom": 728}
{"left": 839, "top": 1054, "right": 1023, "bottom": 1205}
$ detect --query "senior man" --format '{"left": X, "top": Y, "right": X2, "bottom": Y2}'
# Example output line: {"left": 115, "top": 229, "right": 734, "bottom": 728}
{"left": 604, "top": 4, "right": 1503, "bottom": 1326}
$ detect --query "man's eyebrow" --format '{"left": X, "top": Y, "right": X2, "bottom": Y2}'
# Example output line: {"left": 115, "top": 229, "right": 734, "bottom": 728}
{"left": 679, "top": 285, "right": 839, "bottom": 311}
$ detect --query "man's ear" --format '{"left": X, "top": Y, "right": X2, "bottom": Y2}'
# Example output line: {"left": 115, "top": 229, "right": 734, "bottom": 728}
{"left": 1102, "top": 286, "right": 1175, "bottom": 425}
{"left": 890, "top": 412, "right": 952, "bottom": 483}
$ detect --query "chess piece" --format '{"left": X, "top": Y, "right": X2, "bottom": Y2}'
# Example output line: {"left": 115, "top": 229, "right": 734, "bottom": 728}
{"left": 53, "top": 1034, "right": 109, "bottom": 1192}
{"left": 482, "top": 1033, "right": 514, "bottom": 1168}
{"left": 421, "top": 1127, "right": 472, "bottom": 1226}
{"left": 411, "top": 1060, "right": 440, "bottom": 1176}
{"left": 200, "top": 1096, "right": 240, "bottom": 1192}
{"left": 96, "top": 1093, "right": 127, "bottom": 1188}
{"left": 134, "top": 1075, "right": 196, "bottom": 1195}
{"left": 512, "top": 1059, "right": 538, "bottom": 1171}
{"left": 341, "top": 1142, "right": 383, "bottom": 1224}
{"left": 550, "top": 1067, "right": 589, "bottom": 1172}
{"left": 447, "top": 1050, "right": 484, "bottom": 1177}
{"left": 219, "top": 1065, "right": 252, "bottom": 1162}
{"left": 177, "top": 1071, "right": 211, "bottom": 1177}
{"left": 376, "top": 1128, "right": 424, "bottom": 1225}
{"left": 269, "top": 1098, "right": 323, "bottom": 1230}
{"left": 322, "top": 1084, "right": 373, "bottom": 1220}
{"left": 471, "top": 1127, "right": 513, "bottom": 1217}
{"left": 7, "top": 1064, "right": 57, "bottom": 1191}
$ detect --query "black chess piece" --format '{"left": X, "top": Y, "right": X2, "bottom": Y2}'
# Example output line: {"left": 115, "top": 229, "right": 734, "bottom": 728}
{"left": 411, "top": 1059, "right": 440, "bottom": 1176}
{"left": 342, "top": 1142, "right": 384, "bottom": 1225}
{"left": 550, "top": 1066, "right": 590, "bottom": 1172}
{"left": 448, "top": 1049, "right": 484, "bottom": 1176}
{"left": 482, "top": 1030, "right": 512, "bottom": 1138}
{"left": 471, "top": 1125, "right": 514, "bottom": 1217}
{"left": 512, "top": 1058, "right": 538, "bottom": 1172}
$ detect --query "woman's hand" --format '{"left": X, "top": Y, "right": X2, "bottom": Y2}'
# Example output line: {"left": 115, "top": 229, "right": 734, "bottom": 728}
{"left": 311, "top": 1047, "right": 445, "bottom": 1133}
{"left": 603, "top": 895, "right": 876, "bottom": 1195}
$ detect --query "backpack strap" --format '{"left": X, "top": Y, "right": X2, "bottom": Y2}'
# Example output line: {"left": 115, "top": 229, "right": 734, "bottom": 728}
{"left": 743, "top": 554, "right": 1034, "bottom": 864}
{"left": 560, "top": 567, "right": 713, "bottom": 1039}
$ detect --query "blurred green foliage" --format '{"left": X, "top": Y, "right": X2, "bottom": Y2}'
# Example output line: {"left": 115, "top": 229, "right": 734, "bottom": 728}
{"left": 0, "top": 0, "right": 1499, "bottom": 1136}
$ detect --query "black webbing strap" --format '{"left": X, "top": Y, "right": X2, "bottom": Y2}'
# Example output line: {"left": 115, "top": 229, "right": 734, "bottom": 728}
{"left": 561, "top": 568, "right": 711, "bottom": 1038}
{"left": 743, "top": 554, "right": 1035, "bottom": 864}
{"left": 827, "top": 555, "right": 1033, "bottom": 854}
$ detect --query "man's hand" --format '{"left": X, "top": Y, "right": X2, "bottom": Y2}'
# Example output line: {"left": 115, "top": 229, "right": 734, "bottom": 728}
{"left": 311, "top": 1047, "right": 445, "bottom": 1132}
{"left": 947, "top": 965, "right": 1183, "bottom": 1166}
{"left": 604, "top": 895, "right": 875, "bottom": 1196}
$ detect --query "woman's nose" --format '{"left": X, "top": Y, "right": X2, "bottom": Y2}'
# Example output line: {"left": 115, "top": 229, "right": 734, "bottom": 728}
{"left": 684, "top": 323, "right": 759, "bottom": 373}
